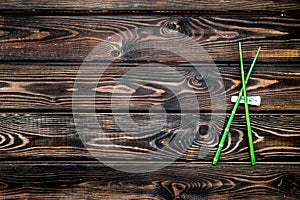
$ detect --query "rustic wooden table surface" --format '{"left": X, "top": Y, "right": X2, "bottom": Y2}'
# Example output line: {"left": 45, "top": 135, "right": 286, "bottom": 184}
{"left": 0, "top": 1, "right": 299, "bottom": 199}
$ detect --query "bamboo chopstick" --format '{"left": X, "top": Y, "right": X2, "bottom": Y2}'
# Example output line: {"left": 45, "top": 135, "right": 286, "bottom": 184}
{"left": 212, "top": 44, "right": 261, "bottom": 165}
{"left": 239, "top": 42, "right": 256, "bottom": 165}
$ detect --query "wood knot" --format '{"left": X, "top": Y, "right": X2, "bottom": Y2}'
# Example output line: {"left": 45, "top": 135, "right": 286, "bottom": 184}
{"left": 111, "top": 50, "right": 120, "bottom": 57}
{"left": 167, "top": 23, "right": 177, "bottom": 30}
{"left": 166, "top": 19, "right": 192, "bottom": 36}
{"left": 177, "top": 26, "right": 184, "bottom": 33}
{"left": 195, "top": 74, "right": 203, "bottom": 81}
{"left": 198, "top": 125, "right": 209, "bottom": 135}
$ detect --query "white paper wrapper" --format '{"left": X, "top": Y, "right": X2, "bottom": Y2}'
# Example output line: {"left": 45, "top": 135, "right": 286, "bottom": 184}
{"left": 231, "top": 96, "right": 261, "bottom": 106}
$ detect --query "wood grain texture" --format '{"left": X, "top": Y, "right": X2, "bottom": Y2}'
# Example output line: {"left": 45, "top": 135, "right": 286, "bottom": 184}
{"left": 0, "top": 113, "right": 299, "bottom": 162}
{"left": 0, "top": 1, "right": 298, "bottom": 199}
{"left": 0, "top": 63, "right": 299, "bottom": 111}
{"left": 0, "top": 0, "right": 299, "bottom": 12}
{"left": 0, "top": 163, "right": 299, "bottom": 199}
{"left": 0, "top": 16, "right": 299, "bottom": 62}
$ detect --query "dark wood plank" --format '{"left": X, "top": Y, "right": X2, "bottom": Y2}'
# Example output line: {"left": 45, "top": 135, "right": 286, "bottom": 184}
{"left": 0, "top": 163, "right": 299, "bottom": 199}
{"left": 0, "top": 0, "right": 299, "bottom": 12}
{"left": 0, "top": 63, "right": 299, "bottom": 111}
{"left": 0, "top": 16, "right": 298, "bottom": 62}
{"left": 0, "top": 113, "right": 299, "bottom": 162}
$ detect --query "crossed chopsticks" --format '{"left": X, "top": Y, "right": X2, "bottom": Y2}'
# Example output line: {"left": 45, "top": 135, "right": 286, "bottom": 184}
{"left": 212, "top": 42, "right": 261, "bottom": 166}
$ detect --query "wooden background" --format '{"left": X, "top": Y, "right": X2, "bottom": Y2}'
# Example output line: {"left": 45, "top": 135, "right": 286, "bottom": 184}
{"left": 0, "top": 1, "right": 299, "bottom": 199}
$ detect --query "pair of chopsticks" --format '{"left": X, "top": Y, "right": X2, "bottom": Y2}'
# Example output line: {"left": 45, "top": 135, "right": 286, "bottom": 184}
{"left": 212, "top": 42, "right": 261, "bottom": 166}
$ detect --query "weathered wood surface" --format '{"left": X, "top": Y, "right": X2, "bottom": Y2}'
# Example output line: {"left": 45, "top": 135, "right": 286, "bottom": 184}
{"left": 0, "top": 113, "right": 299, "bottom": 162}
{"left": 0, "top": 2, "right": 299, "bottom": 199}
{"left": 0, "top": 0, "right": 299, "bottom": 12}
{"left": 0, "top": 163, "right": 299, "bottom": 199}
{"left": 0, "top": 16, "right": 299, "bottom": 62}
{"left": 0, "top": 63, "right": 299, "bottom": 111}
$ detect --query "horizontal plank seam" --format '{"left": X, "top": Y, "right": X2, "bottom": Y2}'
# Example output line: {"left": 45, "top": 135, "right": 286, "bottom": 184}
{"left": 0, "top": 10, "right": 298, "bottom": 16}
{"left": 0, "top": 161, "right": 299, "bottom": 165}
{"left": 1, "top": 61, "right": 300, "bottom": 66}
{"left": 0, "top": 60, "right": 300, "bottom": 65}
{"left": 0, "top": 109, "right": 298, "bottom": 114}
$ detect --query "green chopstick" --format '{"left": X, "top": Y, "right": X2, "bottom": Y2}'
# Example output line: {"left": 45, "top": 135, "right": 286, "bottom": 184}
{"left": 212, "top": 44, "right": 261, "bottom": 165}
{"left": 239, "top": 42, "right": 256, "bottom": 165}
